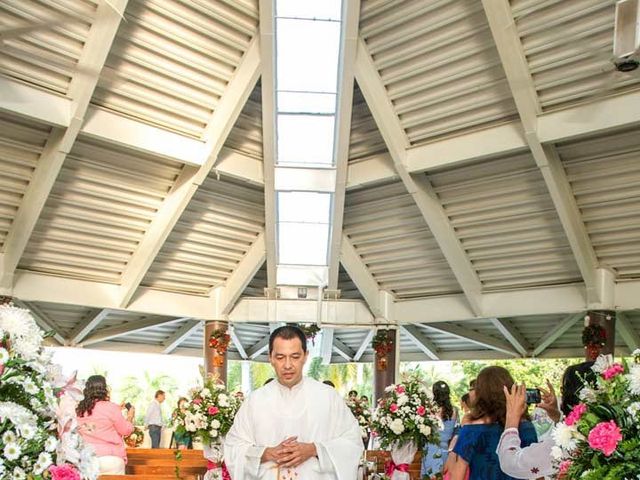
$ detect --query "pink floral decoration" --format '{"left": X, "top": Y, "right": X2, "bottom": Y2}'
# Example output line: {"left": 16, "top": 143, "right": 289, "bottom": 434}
{"left": 565, "top": 403, "right": 587, "bottom": 426}
{"left": 49, "top": 464, "right": 82, "bottom": 480}
{"left": 192, "top": 398, "right": 203, "bottom": 405}
{"left": 208, "top": 406, "right": 219, "bottom": 415}
{"left": 416, "top": 405, "right": 426, "bottom": 416}
{"left": 588, "top": 420, "right": 622, "bottom": 456}
{"left": 602, "top": 363, "right": 625, "bottom": 380}
{"left": 395, "top": 385, "right": 405, "bottom": 394}
{"left": 389, "top": 403, "right": 398, "bottom": 413}
{"left": 558, "top": 460, "right": 572, "bottom": 477}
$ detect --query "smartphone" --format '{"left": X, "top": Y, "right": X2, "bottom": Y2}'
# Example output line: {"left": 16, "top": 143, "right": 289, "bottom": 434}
{"left": 124, "top": 402, "right": 132, "bottom": 410}
{"left": 526, "top": 388, "right": 541, "bottom": 405}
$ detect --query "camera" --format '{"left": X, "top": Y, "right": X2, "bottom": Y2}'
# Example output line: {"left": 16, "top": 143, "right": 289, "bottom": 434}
{"left": 124, "top": 402, "right": 133, "bottom": 411}
{"left": 525, "top": 388, "right": 541, "bottom": 405}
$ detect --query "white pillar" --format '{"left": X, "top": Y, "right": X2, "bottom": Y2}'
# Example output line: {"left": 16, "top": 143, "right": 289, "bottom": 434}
{"left": 241, "top": 360, "right": 252, "bottom": 394}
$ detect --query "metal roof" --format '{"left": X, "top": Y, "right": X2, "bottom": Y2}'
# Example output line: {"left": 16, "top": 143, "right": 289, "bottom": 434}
{"left": 1, "top": 0, "right": 640, "bottom": 363}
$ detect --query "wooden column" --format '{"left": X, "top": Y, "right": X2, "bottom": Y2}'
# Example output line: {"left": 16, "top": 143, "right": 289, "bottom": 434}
{"left": 585, "top": 310, "right": 616, "bottom": 360}
{"left": 204, "top": 320, "right": 228, "bottom": 386}
{"left": 374, "top": 329, "right": 398, "bottom": 402}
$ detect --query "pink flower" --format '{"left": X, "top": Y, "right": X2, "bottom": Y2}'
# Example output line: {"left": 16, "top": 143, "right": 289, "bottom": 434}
{"left": 389, "top": 403, "right": 398, "bottom": 413}
{"left": 602, "top": 363, "right": 624, "bottom": 380}
{"left": 208, "top": 406, "right": 219, "bottom": 415}
{"left": 49, "top": 464, "right": 81, "bottom": 480}
{"left": 565, "top": 403, "right": 587, "bottom": 426}
{"left": 416, "top": 406, "right": 426, "bottom": 416}
{"left": 395, "top": 385, "right": 405, "bottom": 394}
{"left": 192, "top": 398, "right": 203, "bottom": 405}
{"left": 557, "top": 460, "right": 572, "bottom": 478}
{"left": 588, "top": 420, "right": 622, "bottom": 456}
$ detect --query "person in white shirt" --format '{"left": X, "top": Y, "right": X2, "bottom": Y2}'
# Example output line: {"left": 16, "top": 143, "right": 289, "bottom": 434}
{"left": 224, "top": 325, "right": 364, "bottom": 480}
{"left": 145, "top": 390, "right": 165, "bottom": 448}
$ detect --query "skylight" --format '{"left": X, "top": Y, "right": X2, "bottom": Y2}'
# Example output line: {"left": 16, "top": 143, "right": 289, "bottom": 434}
{"left": 273, "top": 0, "right": 344, "bottom": 286}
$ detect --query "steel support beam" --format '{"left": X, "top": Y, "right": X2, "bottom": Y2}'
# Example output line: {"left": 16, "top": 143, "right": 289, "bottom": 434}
{"left": 69, "top": 309, "right": 111, "bottom": 346}
{"left": 161, "top": 320, "right": 201, "bottom": 355}
{"left": 490, "top": 318, "right": 529, "bottom": 357}
{"left": 532, "top": 313, "right": 584, "bottom": 357}
{"left": 400, "top": 325, "right": 440, "bottom": 360}
{"left": 425, "top": 323, "right": 519, "bottom": 357}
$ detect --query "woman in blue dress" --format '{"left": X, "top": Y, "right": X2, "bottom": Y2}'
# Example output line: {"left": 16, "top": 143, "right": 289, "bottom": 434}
{"left": 446, "top": 366, "right": 538, "bottom": 480}
{"left": 421, "top": 381, "right": 458, "bottom": 479}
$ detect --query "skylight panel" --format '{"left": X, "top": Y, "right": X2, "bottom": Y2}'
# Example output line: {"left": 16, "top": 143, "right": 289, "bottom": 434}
{"left": 278, "top": 91, "right": 337, "bottom": 114}
{"left": 276, "top": 0, "right": 342, "bottom": 21}
{"left": 278, "top": 192, "right": 331, "bottom": 223}
{"left": 278, "top": 223, "right": 330, "bottom": 265}
{"left": 277, "top": 114, "right": 335, "bottom": 165}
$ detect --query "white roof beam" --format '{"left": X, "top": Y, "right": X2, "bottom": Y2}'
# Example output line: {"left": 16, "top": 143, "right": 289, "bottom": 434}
{"left": 81, "top": 316, "right": 188, "bottom": 347}
{"left": 424, "top": 323, "right": 519, "bottom": 357}
{"left": 482, "top": 0, "right": 600, "bottom": 301}
{"left": 0, "top": 0, "right": 128, "bottom": 289}
{"left": 320, "top": 327, "right": 335, "bottom": 365}
{"left": 354, "top": 38, "right": 483, "bottom": 316}
{"left": 617, "top": 312, "right": 640, "bottom": 353}
{"left": 69, "top": 309, "right": 111, "bottom": 346}
{"left": 218, "top": 233, "right": 266, "bottom": 315}
{"left": 161, "top": 320, "right": 201, "bottom": 355}
{"left": 0, "top": 76, "right": 71, "bottom": 127}
{"left": 13, "top": 300, "right": 66, "bottom": 345}
{"left": 532, "top": 312, "right": 584, "bottom": 357}
{"left": 353, "top": 329, "right": 374, "bottom": 362}
{"left": 400, "top": 325, "right": 440, "bottom": 360}
{"left": 117, "top": 39, "right": 261, "bottom": 308}
{"left": 259, "top": 0, "right": 277, "bottom": 289}
{"left": 332, "top": 336, "right": 355, "bottom": 362}
{"left": 340, "top": 234, "right": 384, "bottom": 317}
{"left": 229, "top": 325, "right": 248, "bottom": 359}
{"left": 247, "top": 334, "right": 270, "bottom": 359}
{"left": 489, "top": 318, "right": 529, "bottom": 357}
{"left": 328, "top": 0, "right": 360, "bottom": 290}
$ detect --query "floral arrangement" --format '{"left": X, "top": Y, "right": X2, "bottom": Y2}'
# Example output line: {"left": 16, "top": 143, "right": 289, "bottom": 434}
{"left": 172, "top": 375, "right": 240, "bottom": 446}
{"left": 551, "top": 351, "right": 640, "bottom": 479}
{"left": 371, "top": 377, "right": 440, "bottom": 450}
{"left": 582, "top": 324, "right": 607, "bottom": 348}
{"left": 208, "top": 329, "right": 231, "bottom": 356}
{"left": 295, "top": 323, "right": 321, "bottom": 344}
{"left": 372, "top": 329, "right": 395, "bottom": 357}
{"left": 0, "top": 303, "right": 98, "bottom": 480}
{"left": 346, "top": 397, "right": 372, "bottom": 439}
{"left": 124, "top": 426, "right": 144, "bottom": 448}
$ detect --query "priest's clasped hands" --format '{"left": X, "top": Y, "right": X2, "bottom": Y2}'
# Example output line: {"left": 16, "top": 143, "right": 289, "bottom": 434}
{"left": 261, "top": 436, "right": 318, "bottom": 468}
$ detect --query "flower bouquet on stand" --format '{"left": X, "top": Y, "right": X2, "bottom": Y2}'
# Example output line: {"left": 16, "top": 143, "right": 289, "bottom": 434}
{"left": 0, "top": 303, "right": 98, "bottom": 480}
{"left": 172, "top": 374, "right": 240, "bottom": 480}
{"left": 371, "top": 376, "right": 440, "bottom": 480}
{"left": 551, "top": 350, "right": 640, "bottom": 479}
{"left": 346, "top": 397, "right": 372, "bottom": 445}
{"left": 124, "top": 426, "right": 144, "bottom": 448}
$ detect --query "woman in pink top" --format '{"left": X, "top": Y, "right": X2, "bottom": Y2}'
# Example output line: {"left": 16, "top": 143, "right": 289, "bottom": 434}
{"left": 77, "top": 375, "right": 135, "bottom": 475}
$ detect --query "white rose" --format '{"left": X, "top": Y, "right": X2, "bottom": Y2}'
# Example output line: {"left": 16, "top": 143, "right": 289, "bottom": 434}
{"left": 389, "top": 419, "right": 405, "bottom": 435}
{"left": 211, "top": 419, "right": 221, "bottom": 429}
{"left": 419, "top": 424, "right": 431, "bottom": 436}
{"left": 396, "top": 394, "right": 408, "bottom": 406}
{"left": 210, "top": 429, "right": 219, "bottom": 438}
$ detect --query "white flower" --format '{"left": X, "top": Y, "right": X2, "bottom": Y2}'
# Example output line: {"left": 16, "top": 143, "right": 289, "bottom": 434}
{"left": 34, "top": 452, "right": 53, "bottom": 474}
{"left": 627, "top": 402, "right": 640, "bottom": 419}
{"left": 3, "top": 442, "right": 21, "bottom": 461}
{"left": 632, "top": 348, "right": 640, "bottom": 359}
{"left": 552, "top": 423, "right": 582, "bottom": 452}
{"left": 2, "top": 430, "right": 16, "bottom": 444}
{"left": 396, "top": 394, "right": 408, "bottom": 406}
{"left": 579, "top": 386, "right": 597, "bottom": 403}
{"left": 211, "top": 419, "right": 221, "bottom": 429}
{"left": 13, "top": 466, "right": 26, "bottom": 480}
{"left": 0, "top": 347, "right": 8, "bottom": 363}
{"left": 210, "top": 429, "right": 219, "bottom": 438}
{"left": 24, "top": 378, "right": 39, "bottom": 395}
{"left": 201, "top": 389, "right": 211, "bottom": 398}
{"left": 218, "top": 394, "right": 229, "bottom": 407}
{"left": 591, "top": 354, "right": 614, "bottom": 374}
{"left": 20, "top": 423, "right": 36, "bottom": 440}
{"left": 419, "top": 424, "right": 431, "bottom": 436}
{"left": 389, "top": 418, "right": 405, "bottom": 435}
{"left": 550, "top": 446, "right": 564, "bottom": 460}
{"left": 0, "top": 462, "right": 5, "bottom": 476}
{"left": 627, "top": 364, "right": 640, "bottom": 395}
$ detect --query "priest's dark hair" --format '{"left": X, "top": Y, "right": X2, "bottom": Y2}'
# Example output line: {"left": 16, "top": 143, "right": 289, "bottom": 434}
{"left": 269, "top": 325, "right": 308, "bottom": 354}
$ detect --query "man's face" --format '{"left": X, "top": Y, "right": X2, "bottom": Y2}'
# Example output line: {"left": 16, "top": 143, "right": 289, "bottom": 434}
{"left": 269, "top": 336, "right": 308, "bottom": 388}
{"left": 157, "top": 394, "right": 166, "bottom": 403}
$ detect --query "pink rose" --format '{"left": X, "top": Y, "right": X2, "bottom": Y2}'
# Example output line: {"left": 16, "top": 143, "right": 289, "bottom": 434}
{"left": 389, "top": 403, "right": 398, "bottom": 413}
{"left": 565, "top": 403, "right": 587, "bottom": 426}
{"left": 602, "top": 363, "right": 624, "bottom": 380}
{"left": 192, "top": 398, "right": 203, "bottom": 405}
{"left": 208, "top": 406, "right": 219, "bottom": 415}
{"left": 49, "top": 464, "right": 82, "bottom": 480}
{"left": 588, "top": 420, "right": 622, "bottom": 456}
{"left": 557, "top": 460, "right": 572, "bottom": 478}
{"left": 416, "top": 405, "right": 426, "bottom": 416}
{"left": 395, "top": 385, "right": 405, "bottom": 394}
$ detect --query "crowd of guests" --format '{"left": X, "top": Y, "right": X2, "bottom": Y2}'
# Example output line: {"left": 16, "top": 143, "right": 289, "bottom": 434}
{"left": 420, "top": 361, "right": 596, "bottom": 480}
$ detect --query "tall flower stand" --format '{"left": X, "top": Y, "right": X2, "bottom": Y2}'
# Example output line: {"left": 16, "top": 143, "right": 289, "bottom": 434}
{"left": 203, "top": 442, "right": 230, "bottom": 480}
{"left": 385, "top": 442, "right": 418, "bottom": 480}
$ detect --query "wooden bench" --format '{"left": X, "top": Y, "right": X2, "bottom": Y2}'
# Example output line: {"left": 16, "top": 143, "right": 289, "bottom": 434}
{"left": 99, "top": 448, "right": 207, "bottom": 479}
{"left": 366, "top": 450, "right": 423, "bottom": 479}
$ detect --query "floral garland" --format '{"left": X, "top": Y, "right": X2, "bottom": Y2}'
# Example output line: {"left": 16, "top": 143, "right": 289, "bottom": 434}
{"left": 346, "top": 398, "right": 372, "bottom": 439}
{"left": 124, "top": 426, "right": 144, "bottom": 448}
{"left": 208, "top": 329, "right": 231, "bottom": 356}
{"left": 0, "top": 304, "right": 98, "bottom": 480}
{"left": 371, "top": 376, "right": 441, "bottom": 450}
{"left": 582, "top": 324, "right": 607, "bottom": 348}
{"left": 552, "top": 350, "right": 640, "bottom": 479}
{"left": 372, "top": 329, "right": 395, "bottom": 357}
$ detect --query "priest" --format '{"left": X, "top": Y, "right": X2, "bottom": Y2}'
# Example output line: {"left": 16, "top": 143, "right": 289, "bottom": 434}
{"left": 224, "top": 325, "right": 364, "bottom": 480}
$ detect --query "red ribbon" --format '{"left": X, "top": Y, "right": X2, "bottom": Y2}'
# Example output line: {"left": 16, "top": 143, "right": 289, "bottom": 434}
{"left": 207, "top": 461, "right": 231, "bottom": 480}
{"left": 384, "top": 460, "right": 410, "bottom": 476}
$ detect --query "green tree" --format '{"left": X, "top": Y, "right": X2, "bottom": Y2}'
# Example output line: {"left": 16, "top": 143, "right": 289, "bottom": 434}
{"left": 117, "top": 371, "right": 178, "bottom": 424}
{"left": 307, "top": 357, "right": 327, "bottom": 381}
{"left": 227, "top": 361, "right": 242, "bottom": 392}
{"left": 250, "top": 362, "right": 274, "bottom": 389}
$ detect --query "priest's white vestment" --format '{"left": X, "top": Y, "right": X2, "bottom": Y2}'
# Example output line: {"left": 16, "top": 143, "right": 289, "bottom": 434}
{"left": 224, "top": 377, "right": 363, "bottom": 480}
